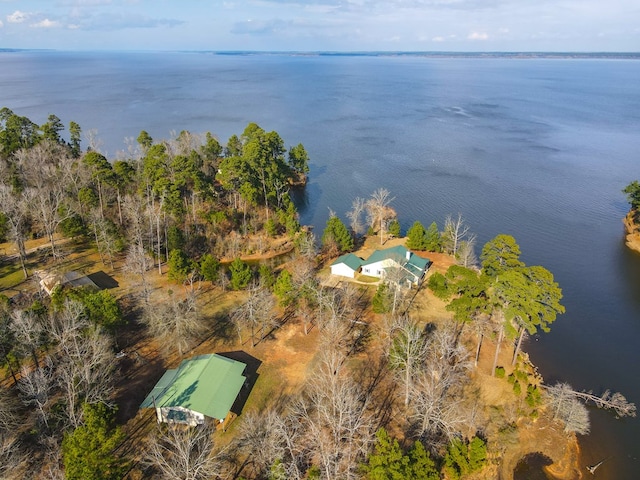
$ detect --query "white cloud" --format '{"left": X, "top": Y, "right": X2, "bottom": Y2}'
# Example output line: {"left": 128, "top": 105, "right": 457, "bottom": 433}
{"left": 31, "top": 19, "right": 60, "bottom": 28}
{"left": 7, "top": 10, "right": 29, "bottom": 24}
{"left": 468, "top": 31, "right": 489, "bottom": 40}
{"left": 432, "top": 35, "right": 445, "bottom": 42}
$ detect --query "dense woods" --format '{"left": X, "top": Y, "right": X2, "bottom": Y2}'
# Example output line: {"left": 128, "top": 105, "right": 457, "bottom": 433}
{"left": 0, "top": 108, "right": 635, "bottom": 479}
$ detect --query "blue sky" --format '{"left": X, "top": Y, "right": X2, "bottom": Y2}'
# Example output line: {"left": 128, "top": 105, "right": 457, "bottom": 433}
{"left": 0, "top": 0, "right": 638, "bottom": 52}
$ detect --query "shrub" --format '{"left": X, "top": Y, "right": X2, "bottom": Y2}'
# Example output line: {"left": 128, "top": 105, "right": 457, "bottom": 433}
{"left": 495, "top": 366, "right": 506, "bottom": 378}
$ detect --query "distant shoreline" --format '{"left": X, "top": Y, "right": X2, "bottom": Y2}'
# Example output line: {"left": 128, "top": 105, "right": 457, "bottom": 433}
{"left": 2, "top": 48, "right": 639, "bottom": 60}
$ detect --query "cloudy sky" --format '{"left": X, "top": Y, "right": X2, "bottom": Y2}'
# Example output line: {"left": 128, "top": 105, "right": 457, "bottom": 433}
{"left": 0, "top": 0, "right": 638, "bottom": 52}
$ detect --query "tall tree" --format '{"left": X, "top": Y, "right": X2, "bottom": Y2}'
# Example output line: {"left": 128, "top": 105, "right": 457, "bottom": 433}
{"left": 346, "top": 197, "right": 366, "bottom": 238}
{"left": 366, "top": 188, "right": 395, "bottom": 245}
{"left": 0, "top": 185, "right": 30, "bottom": 278}
{"left": 480, "top": 234, "right": 524, "bottom": 277}
{"left": 442, "top": 213, "right": 471, "bottom": 257}
{"left": 363, "top": 428, "right": 438, "bottom": 480}
{"left": 387, "top": 315, "right": 429, "bottom": 407}
{"left": 406, "top": 221, "right": 428, "bottom": 250}
{"left": 62, "top": 403, "right": 126, "bottom": 480}
{"left": 68, "top": 121, "right": 82, "bottom": 158}
{"left": 322, "top": 215, "right": 354, "bottom": 254}
{"left": 143, "top": 423, "right": 221, "bottom": 480}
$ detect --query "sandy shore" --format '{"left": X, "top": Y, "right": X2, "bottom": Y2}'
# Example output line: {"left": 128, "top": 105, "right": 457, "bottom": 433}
{"left": 623, "top": 211, "right": 640, "bottom": 254}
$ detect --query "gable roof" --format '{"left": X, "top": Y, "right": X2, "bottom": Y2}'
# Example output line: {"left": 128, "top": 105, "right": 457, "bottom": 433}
{"left": 140, "top": 354, "right": 246, "bottom": 420}
{"left": 361, "top": 245, "right": 430, "bottom": 280}
{"left": 330, "top": 253, "right": 363, "bottom": 271}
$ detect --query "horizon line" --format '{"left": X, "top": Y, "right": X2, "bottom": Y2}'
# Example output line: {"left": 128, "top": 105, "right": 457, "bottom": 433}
{"left": 1, "top": 48, "right": 639, "bottom": 58}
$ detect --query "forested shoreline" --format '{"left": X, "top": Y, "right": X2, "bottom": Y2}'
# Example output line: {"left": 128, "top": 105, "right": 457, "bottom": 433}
{"left": 1, "top": 108, "right": 635, "bottom": 479}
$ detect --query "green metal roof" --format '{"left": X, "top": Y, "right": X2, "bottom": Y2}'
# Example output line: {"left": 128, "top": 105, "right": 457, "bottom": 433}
{"left": 361, "top": 245, "right": 430, "bottom": 281}
{"left": 140, "top": 354, "right": 246, "bottom": 420}
{"left": 330, "top": 253, "right": 363, "bottom": 270}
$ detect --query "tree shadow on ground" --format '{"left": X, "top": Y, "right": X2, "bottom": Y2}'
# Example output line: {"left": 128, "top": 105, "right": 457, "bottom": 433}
{"left": 113, "top": 352, "right": 165, "bottom": 424}
{"left": 217, "top": 350, "right": 262, "bottom": 416}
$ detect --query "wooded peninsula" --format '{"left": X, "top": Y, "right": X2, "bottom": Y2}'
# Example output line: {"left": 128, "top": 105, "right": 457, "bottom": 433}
{"left": 0, "top": 108, "right": 635, "bottom": 480}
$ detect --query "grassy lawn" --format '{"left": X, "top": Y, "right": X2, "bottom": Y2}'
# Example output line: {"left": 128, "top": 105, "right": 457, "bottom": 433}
{"left": 0, "top": 261, "right": 26, "bottom": 290}
{"left": 355, "top": 274, "right": 379, "bottom": 283}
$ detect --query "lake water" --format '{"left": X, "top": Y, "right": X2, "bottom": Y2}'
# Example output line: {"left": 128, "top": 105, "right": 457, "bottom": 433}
{"left": 1, "top": 51, "right": 639, "bottom": 478}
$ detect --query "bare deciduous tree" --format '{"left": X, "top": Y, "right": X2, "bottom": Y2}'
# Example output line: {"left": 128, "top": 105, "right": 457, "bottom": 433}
{"left": 230, "top": 284, "right": 277, "bottom": 347}
{"left": 124, "top": 243, "right": 153, "bottom": 305}
{"left": 346, "top": 197, "right": 366, "bottom": 238}
{"left": 55, "top": 326, "right": 116, "bottom": 428}
{"left": 295, "top": 349, "right": 375, "bottom": 480}
{"left": 546, "top": 383, "right": 591, "bottom": 435}
{"left": 0, "top": 185, "right": 30, "bottom": 278}
{"left": 9, "top": 309, "right": 44, "bottom": 368}
{"left": 144, "top": 290, "right": 206, "bottom": 357}
{"left": 387, "top": 315, "right": 429, "bottom": 407}
{"left": 0, "top": 431, "right": 29, "bottom": 480}
{"left": 546, "top": 381, "right": 635, "bottom": 436}
{"left": 18, "top": 360, "right": 55, "bottom": 428}
{"left": 365, "top": 188, "right": 396, "bottom": 245}
{"left": 143, "top": 423, "right": 222, "bottom": 480}
{"left": 406, "top": 326, "right": 472, "bottom": 445}
{"left": 15, "top": 141, "right": 76, "bottom": 259}
{"left": 442, "top": 213, "right": 472, "bottom": 258}
{"left": 457, "top": 235, "right": 478, "bottom": 268}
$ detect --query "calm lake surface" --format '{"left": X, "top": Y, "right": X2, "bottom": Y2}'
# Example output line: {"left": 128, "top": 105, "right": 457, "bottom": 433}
{"left": 1, "top": 51, "right": 639, "bottom": 478}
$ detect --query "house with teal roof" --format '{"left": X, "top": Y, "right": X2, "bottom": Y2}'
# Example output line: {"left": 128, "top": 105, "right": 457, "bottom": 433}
{"left": 140, "top": 354, "right": 247, "bottom": 427}
{"left": 330, "top": 253, "right": 364, "bottom": 278}
{"left": 360, "top": 245, "right": 430, "bottom": 287}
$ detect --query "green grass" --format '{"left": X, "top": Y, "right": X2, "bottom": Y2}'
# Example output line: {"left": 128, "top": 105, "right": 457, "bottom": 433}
{"left": 356, "top": 274, "right": 380, "bottom": 283}
{"left": 0, "top": 261, "right": 28, "bottom": 290}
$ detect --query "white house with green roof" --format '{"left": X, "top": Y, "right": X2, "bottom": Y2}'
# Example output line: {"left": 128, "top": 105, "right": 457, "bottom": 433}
{"left": 330, "top": 253, "right": 364, "bottom": 278}
{"left": 140, "top": 354, "right": 247, "bottom": 427}
{"left": 360, "top": 245, "right": 430, "bottom": 287}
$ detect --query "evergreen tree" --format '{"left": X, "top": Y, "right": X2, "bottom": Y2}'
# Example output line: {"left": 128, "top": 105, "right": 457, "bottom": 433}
{"left": 199, "top": 254, "right": 221, "bottom": 284}
{"left": 363, "top": 428, "right": 438, "bottom": 480}
{"left": 273, "top": 269, "right": 295, "bottom": 307}
{"left": 623, "top": 180, "right": 640, "bottom": 214}
{"left": 480, "top": 234, "right": 524, "bottom": 277}
{"left": 229, "top": 258, "right": 252, "bottom": 290}
{"left": 424, "top": 221, "right": 442, "bottom": 252}
{"left": 62, "top": 403, "right": 127, "bottom": 480}
{"left": 388, "top": 219, "right": 401, "bottom": 238}
{"left": 258, "top": 264, "right": 275, "bottom": 288}
{"left": 77, "top": 290, "right": 123, "bottom": 331}
{"left": 406, "top": 221, "right": 427, "bottom": 250}
{"left": 167, "top": 249, "right": 193, "bottom": 283}
{"left": 372, "top": 284, "right": 390, "bottom": 314}
{"left": 442, "top": 436, "right": 487, "bottom": 480}
{"left": 322, "top": 215, "right": 354, "bottom": 253}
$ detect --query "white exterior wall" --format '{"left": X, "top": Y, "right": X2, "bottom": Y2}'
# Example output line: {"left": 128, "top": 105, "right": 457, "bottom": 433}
{"left": 361, "top": 259, "right": 393, "bottom": 278}
{"left": 330, "top": 263, "right": 356, "bottom": 278}
{"left": 157, "top": 406, "right": 205, "bottom": 427}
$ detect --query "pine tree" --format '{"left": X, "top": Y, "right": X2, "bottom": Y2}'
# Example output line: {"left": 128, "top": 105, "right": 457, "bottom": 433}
{"left": 363, "top": 428, "right": 438, "bottom": 480}
{"left": 322, "top": 216, "right": 354, "bottom": 253}
{"left": 199, "top": 254, "right": 221, "bottom": 284}
{"left": 62, "top": 403, "right": 127, "bottom": 480}
{"left": 372, "top": 284, "right": 390, "bottom": 313}
{"left": 406, "top": 221, "right": 427, "bottom": 250}
{"left": 273, "top": 269, "right": 295, "bottom": 307}
{"left": 424, "top": 221, "right": 442, "bottom": 252}
{"left": 229, "top": 258, "right": 252, "bottom": 290}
